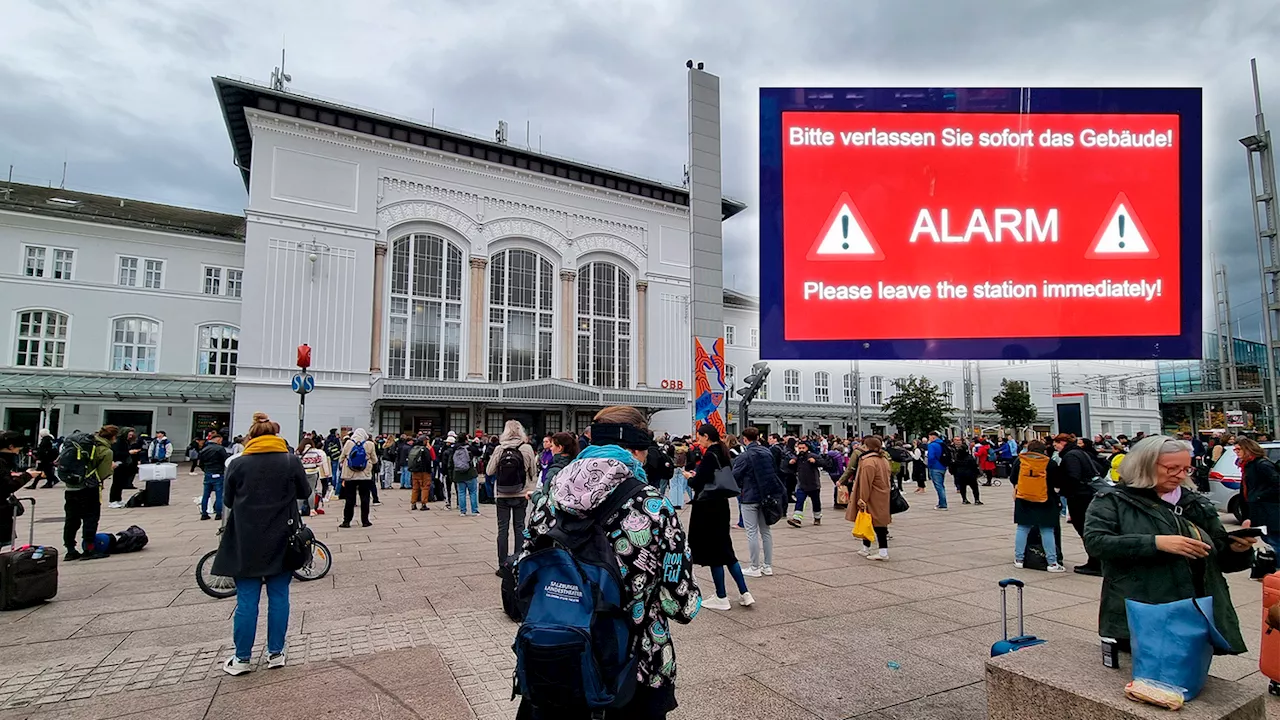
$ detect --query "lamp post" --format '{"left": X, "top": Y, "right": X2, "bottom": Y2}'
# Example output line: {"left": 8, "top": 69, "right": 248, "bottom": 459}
{"left": 1242, "top": 58, "right": 1280, "bottom": 438}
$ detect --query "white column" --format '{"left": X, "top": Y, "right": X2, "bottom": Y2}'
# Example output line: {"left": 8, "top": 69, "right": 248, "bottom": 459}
{"left": 468, "top": 257, "right": 488, "bottom": 379}
{"left": 370, "top": 243, "right": 387, "bottom": 374}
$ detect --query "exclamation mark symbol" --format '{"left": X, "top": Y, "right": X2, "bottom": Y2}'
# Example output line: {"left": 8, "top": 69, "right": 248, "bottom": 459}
{"left": 1117, "top": 214, "right": 1126, "bottom": 249}
{"left": 841, "top": 215, "right": 850, "bottom": 250}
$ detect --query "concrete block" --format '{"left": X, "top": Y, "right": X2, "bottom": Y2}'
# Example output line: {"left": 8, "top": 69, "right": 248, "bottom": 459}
{"left": 986, "top": 639, "right": 1265, "bottom": 719}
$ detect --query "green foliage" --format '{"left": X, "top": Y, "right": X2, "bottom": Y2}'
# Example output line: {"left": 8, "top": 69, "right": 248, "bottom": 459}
{"left": 993, "top": 378, "right": 1039, "bottom": 429}
{"left": 881, "top": 375, "right": 955, "bottom": 438}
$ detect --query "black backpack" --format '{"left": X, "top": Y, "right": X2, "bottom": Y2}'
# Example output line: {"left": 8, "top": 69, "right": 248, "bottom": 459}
{"left": 495, "top": 447, "right": 526, "bottom": 495}
{"left": 57, "top": 432, "right": 103, "bottom": 490}
{"left": 938, "top": 442, "right": 956, "bottom": 468}
{"left": 113, "top": 525, "right": 149, "bottom": 553}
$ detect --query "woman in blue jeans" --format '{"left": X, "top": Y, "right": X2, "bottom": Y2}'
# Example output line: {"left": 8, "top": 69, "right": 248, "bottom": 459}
{"left": 212, "top": 412, "right": 310, "bottom": 676}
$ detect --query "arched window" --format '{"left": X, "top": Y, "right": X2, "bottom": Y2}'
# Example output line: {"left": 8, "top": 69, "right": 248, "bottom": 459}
{"left": 1136, "top": 382, "right": 1147, "bottom": 410}
{"left": 15, "top": 310, "right": 68, "bottom": 368}
{"left": 491, "top": 248, "right": 555, "bottom": 382}
{"left": 576, "top": 261, "right": 631, "bottom": 388}
{"left": 197, "top": 325, "right": 239, "bottom": 376}
{"left": 814, "top": 371, "right": 830, "bottom": 403}
{"left": 389, "top": 233, "right": 464, "bottom": 381}
{"left": 784, "top": 369, "right": 800, "bottom": 401}
{"left": 111, "top": 317, "right": 159, "bottom": 373}
{"left": 869, "top": 376, "right": 884, "bottom": 405}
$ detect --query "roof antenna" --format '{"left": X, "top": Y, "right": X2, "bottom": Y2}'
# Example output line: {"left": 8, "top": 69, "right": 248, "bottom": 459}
{"left": 270, "top": 41, "right": 291, "bottom": 91}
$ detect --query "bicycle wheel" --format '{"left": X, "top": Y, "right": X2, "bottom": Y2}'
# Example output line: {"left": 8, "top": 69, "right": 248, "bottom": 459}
{"left": 292, "top": 540, "right": 332, "bottom": 582}
{"left": 195, "top": 549, "right": 237, "bottom": 599}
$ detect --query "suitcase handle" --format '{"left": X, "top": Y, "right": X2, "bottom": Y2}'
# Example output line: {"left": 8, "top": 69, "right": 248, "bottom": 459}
{"left": 13, "top": 497, "right": 37, "bottom": 547}
{"left": 999, "top": 578, "right": 1027, "bottom": 640}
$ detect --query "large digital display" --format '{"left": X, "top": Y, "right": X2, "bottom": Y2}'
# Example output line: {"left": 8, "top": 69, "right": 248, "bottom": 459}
{"left": 758, "top": 88, "right": 1202, "bottom": 360}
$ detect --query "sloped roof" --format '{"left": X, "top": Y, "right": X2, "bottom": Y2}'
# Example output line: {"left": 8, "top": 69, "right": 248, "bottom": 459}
{"left": 0, "top": 182, "right": 245, "bottom": 240}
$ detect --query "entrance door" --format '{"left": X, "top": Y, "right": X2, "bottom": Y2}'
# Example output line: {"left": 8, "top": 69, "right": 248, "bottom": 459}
{"left": 4, "top": 408, "right": 42, "bottom": 449}
{"left": 104, "top": 410, "right": 154, "bottom": 437}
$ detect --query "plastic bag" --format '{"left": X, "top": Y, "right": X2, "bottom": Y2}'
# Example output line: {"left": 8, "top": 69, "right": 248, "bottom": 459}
{"left": 852, "top": 510, "right": 875, "bottom": 542}
{"left": 1126, "top": 596, "right": 1230, "bottom": 701}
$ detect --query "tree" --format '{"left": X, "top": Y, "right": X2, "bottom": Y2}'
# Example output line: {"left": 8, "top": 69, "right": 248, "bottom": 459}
{"left": 881, "top": 375, "right": 954, "bottom": 439}
{"left": 993, "top": 378, "right": 1038, "bottom": 430}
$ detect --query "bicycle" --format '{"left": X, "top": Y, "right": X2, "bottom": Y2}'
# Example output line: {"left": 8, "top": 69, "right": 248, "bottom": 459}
{"left": 195, "top": 519, "right": 332, "bottom": 599}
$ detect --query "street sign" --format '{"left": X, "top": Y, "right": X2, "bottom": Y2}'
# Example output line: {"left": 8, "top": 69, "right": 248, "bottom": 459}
{"left": 291, "top": 373, "right": 315, "bottom": 395}
{"left": 1227, "top": 410, "right": 1245, "bottom": 428}
{"left": 759, "top": 87, "right": 1202, "bottom": 360}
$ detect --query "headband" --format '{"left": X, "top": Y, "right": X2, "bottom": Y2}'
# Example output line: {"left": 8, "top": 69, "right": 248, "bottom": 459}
{"left": 590, "top": 423, "right": 653, "bottom": 450}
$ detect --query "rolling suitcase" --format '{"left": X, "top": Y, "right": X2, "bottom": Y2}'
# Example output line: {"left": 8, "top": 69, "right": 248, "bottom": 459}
{"left": 1260, "top": 572, "right": 1280, "bottom": 695}
{"left": 991, "top": 578, "right": 1045, "bottom": 656}
{"left": 144, "top": 479, "right": 171, "bottom": 506}
{"left": 1, "top": 498, "right": 59, "bottom": 610}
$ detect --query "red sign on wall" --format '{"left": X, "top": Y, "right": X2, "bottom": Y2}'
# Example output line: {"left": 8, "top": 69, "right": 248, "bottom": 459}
{"left": 782, "top": 111, "right": 1181, "bottom": 341}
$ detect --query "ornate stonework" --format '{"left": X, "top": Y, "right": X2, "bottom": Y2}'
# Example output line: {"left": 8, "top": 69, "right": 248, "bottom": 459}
{"left": 376, "top": 200, "right": 480, "bottom": 241}
{"left": 568, "top": 233, "right": 645, "bottom": 272}
{"left": 481, "top": 217, "right": 568, "bottom": 256}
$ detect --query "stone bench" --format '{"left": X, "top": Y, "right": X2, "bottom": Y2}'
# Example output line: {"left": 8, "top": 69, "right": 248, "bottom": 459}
{"left": 986, "top": 638, "right": 1265, "bottom": 719}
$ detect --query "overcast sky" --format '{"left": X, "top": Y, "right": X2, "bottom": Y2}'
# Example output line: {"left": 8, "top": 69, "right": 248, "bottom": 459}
{"left": 2, "top": 0, "right": 1279, "bottom": 339}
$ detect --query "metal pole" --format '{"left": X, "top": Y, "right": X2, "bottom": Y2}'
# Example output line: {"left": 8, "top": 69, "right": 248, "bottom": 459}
{"left": 1246, "top": 58, "right": 1280, "bottom": 437}
{"left": 1212, "top": 255, "right": 1229, "bottom": 391}
{"left": 298, "top": 390, "right": 306, "bottom": 449}
{"left": 1221, "top": 264, "right": 1239, "bottom": 391}
{"left": 853, "top": 359, "right": 862, "bottom": 437}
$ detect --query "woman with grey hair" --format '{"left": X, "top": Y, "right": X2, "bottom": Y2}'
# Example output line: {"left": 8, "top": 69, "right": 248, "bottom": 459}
{"left": 1084, "top": 435, "right": 1257, "bottom": 654}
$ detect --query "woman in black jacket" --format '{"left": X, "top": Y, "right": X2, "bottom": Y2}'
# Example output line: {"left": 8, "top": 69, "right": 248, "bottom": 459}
{"left": 685, "top": 424, "right": 753, "bottom": 612}
{"left": 212, "top": 412, "right": 310, "bottom": 677}
{"left": 950, "top": 438, "right": 983, "bottom": 505}
{"left": 1, "top": 431, "right": 40, "bottom": 548}
{"left": 107, "top": 427, "right": 141, "bottom": 508}
{"left": 1237, "top": 437, "right": 1280, "bottom": 552}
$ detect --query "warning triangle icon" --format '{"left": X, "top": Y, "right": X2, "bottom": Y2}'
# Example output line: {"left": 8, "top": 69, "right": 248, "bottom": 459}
{"left": 1085, "top": 193, "right": 1158, "bottom": 259}
{"left": 807, "top": 192, "right": 884, "bottom": 261}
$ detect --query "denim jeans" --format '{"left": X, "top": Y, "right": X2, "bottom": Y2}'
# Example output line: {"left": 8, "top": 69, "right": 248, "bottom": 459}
{"left": 483, "top": 476, "right": 495, "bottom": 501}
{"left": 740, "top": 503, "right": 773, "bottom": 569}
{"left": 666, "top": 474, "right": 690, "bottom": 508}
{"left": 201, "top": 472, "right": 224, "bottom": 517}
{"left": 1015, "top": 524, "right": 1059, "bottom": 565}
{"left": 400, "top": 466, "right": 412, "bottom": 490}
{"left": 928, "top": 468, "right": 948, "bottom": 508}
{"left": 380, "top": 464, "right": 395, "bottom": 489}
{"left": 233, "top": 572, "right": 291, "bottom": 660}
{"left": 331, "top": 461, "right": 343, "bottom": 496}
{"left": 456, "top": 479, "right": 479, "bottom": 514}
{"left": 710, "top": 562, "right": 749, "bottom": 599}
{"left": 792, "top": 488, "right": 822, "bottom": 519}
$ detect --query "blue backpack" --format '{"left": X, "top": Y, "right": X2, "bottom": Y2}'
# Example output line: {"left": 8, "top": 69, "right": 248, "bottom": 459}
{"left": 513, "top": 477, "right": 645, "bottom": 713}
{"left": 347, "top": 442, "right": 369, "bottom": 471}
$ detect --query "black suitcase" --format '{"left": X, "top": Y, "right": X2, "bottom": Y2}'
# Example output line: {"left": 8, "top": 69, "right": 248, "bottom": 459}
{"left": 1, "top": 497, "right": 58, "bottom": 610}
{"left": 499, "top": 558, "right": 522, "bottom": 622}
{"left": 144, "top": 479, "right": 171, "bottom": 506}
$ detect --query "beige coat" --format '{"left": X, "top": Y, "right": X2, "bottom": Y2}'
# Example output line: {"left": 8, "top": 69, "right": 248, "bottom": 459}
{"left": 340, "top": 429, "right": 376, "bottom": 481}
{"left": 847, "top": 451, "right": 892, "bottom": 527}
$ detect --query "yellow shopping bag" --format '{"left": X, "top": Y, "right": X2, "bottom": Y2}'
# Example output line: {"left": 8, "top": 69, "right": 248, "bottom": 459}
{"left": 852, "top": 510, "right": 876, "bottom": 542}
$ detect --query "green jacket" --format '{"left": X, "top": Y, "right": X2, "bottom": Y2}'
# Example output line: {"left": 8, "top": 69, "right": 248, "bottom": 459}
{"left": 1084, "top": 485, "right": 1253, "bottom": 654}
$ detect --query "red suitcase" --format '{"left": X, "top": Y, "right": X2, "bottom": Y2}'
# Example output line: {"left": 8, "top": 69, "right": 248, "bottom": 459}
{"left": 1260, "top": 573, "right": 1280, "bottom": 695}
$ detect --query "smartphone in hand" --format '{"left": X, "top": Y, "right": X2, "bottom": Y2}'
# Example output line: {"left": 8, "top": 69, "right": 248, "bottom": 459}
{"left": 1227, "top": 526, "right": 1267, "bottom": 539}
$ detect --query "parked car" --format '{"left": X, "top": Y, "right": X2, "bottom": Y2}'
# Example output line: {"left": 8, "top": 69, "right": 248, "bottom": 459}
{"left": 1206, "top": 442, "right": 1280, "bottom": 523}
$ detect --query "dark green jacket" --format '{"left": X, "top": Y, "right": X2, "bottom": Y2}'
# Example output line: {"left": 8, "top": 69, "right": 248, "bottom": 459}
{"left": 1083, "top": 485, "right": 1253, "bottom": 654}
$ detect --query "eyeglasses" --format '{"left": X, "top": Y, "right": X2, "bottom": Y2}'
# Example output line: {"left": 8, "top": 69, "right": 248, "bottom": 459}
{"left": 1157, "top": 463, "right": 1193, "bottom": 477}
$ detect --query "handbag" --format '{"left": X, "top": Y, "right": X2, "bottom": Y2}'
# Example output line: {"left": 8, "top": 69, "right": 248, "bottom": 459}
{"left": 1126, "top": 596, "right": 1230, "bottom": 700}
{"left": 282, "top": 476, "right": 312, "bottom": 572}
{"left": 760, "top": 494, "right": 785, "bottom": 526}
{"left": 695, "top": 464, "right": 740, "bottom": 502}
{"left": 889, "top": 486, "right": 910, "bottom": 514}
{"left": 836, "top": 485, "right": 851, "bottom": 507}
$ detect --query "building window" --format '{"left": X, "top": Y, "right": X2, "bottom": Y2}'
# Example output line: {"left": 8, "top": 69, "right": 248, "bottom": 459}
{"left": 1014, "top": 380, "right": 1030, "bottom": 393}
{"left": 756, "top": 374, "right": 769, "bottom": 401}
{"left": 203, "top": 267, "right": 221, "bottom": 295}
{"left": 15, "top": 310, "right": 68, "bottom": 368}
{"left": 388, "top": 234, "right": 464, "bottom": 381}
{"left": 814, "top": 371, "right": 830, "bottom": 403}
{"left": 492, "top": 248, "right": 554, "bottom": 384}
{"left": 1136, "top": 382, "right": 1146, "bottom": 410}
{"left": 118, "top": 257, "right": 138, "bottom": 286}
{"left": 143, "top": 259, "right": 164, "bottom": 289}
{"left": 24, "top": 247, "right": 46, "bottom": 277}
{"left": 870, "top": 376, "right": 884, "bottom": 405}
{"left": 1117, "top": 379, "right": 1129, "bottom": 408}
{"left": 486, "top": 411, "right": 504, "bottom": 437}
{"left": 197, "top": 325, "right": 238, "bottom": 376}
{"left": 749, "top": 328, "right": 758, "bottom": 348}
{"left": 784, "top": 369, "right": 800, "bottom": 402}
{"left": 1006, "top": 359, "right": 1028, "bottom": 365}
{"left": 725, "top": 364, "right": 736, "bottom": 390}
{"left": 545, "top": 413, "right": 562, "bottom": 434}
{"left": 943, "top": 381, "right": 955, "bottom": 406}
{"left": 111, "top": 317, "right": 160, "bottom": 372}
{"left": 724, "top": 325, "right": 736, "bottom": 345}
{"left": 52, "top": 249, "right": 74, "bottom": 279}
{"left": 843, "top": 373, "right": 853, "bottom": 404}
{"left": 449, "top": 410, "right": 469, "bottom": 434}
{"left": 1097, "top": 378, "right": 1109, "bottom": 406}
{"left": 226, "top": 269, "right": 243, "bottom": 298}
{"left": 379, "top": 408, "right": 401, "bottom": 435}
{"left": 576, "top": 261, "right": 630, "bottom": 388}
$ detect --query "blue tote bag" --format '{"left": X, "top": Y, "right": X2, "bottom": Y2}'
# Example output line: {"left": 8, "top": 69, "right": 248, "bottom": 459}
{"left": 1125, "top": 596, "right": 1231, "bottom": 700}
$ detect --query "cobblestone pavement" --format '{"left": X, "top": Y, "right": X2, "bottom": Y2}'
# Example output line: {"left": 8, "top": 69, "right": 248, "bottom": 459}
{"left": 1, "top": 477, "right": 1275, "bottom": 719}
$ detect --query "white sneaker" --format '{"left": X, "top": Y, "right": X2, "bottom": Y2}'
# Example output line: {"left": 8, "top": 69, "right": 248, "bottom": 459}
{"left": 857, "top": 547, "right": 872, "bottom": 557}
{"left": 702, "top": 595, "right": 732, "bottom": 611}
{"left": 1013, "top": 561, "right": 1025, "bottom": 569}
{"left": 742, "top": 566, "right": 763, "bottom": 578}
{"left": 870, "top": 550, "right": 888, "bottom": 561}
{"left": 762, "top": 565, "right": 774, "bottom": 576}
{"left": 1047, "top": 564, "right": 1067, "bottom": 573}
{"left": 267, "top": 650, "right": 286, "bottom": 669}
{"left": 223, "top": 657, "right": 253, "bottom": 676}
{"left": 739, "top": 592, "right": 756, "bottom": 607}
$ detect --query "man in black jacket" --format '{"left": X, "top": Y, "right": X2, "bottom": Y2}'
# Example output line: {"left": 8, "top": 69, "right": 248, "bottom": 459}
{"left": 198, "top": 433, "right": 230, "bottom": 521}
{"left": 1052, "top": 433, "right": 1104, "bottom": 575}
{"left": 735, "top": 428, "right": 786, "bottom": 576}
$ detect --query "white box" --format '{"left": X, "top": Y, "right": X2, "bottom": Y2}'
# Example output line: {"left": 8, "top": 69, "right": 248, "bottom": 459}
{"left": 139, "top": 463, "right": 178, "bottom": 481}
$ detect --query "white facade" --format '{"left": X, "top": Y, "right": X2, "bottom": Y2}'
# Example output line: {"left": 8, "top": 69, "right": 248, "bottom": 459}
{"left": 0, "top": 193, "right": 244, "bottom": 445}
{"left": 722, "top": 295, "right": 1163, "bottom": 439}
